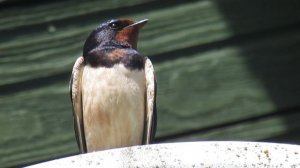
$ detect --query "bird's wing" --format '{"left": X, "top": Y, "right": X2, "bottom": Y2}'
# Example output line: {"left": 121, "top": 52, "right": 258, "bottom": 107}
{"left": 143, "top": 57, "right": 157, "bottom": 144}
{"left": 69, "top": 56, "right": 87, "bottom": 153}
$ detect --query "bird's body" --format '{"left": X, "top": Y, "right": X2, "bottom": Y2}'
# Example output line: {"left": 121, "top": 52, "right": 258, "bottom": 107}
{"left": 70, "top": 18, "right": 156, "bottom": 153}
{"left": 82, "top": 63, "right": 145, "bottom": 151}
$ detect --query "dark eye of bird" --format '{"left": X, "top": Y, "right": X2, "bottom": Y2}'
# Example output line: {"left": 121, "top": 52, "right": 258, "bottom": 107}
{"left": 108, "top": 21, "right": 121, "bottom": 30}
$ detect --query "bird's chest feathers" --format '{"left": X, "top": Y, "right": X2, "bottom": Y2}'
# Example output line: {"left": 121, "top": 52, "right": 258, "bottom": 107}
{"left": 82, "top": 64, "right": 145, "bottom": 116}
{"left": 82, "top": 64, "right": 146, "bottom": 150}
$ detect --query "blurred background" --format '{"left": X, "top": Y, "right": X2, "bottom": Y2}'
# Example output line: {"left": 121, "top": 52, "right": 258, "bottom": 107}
{"left": 1, "top": 0, "right": 300, "bottom": 167}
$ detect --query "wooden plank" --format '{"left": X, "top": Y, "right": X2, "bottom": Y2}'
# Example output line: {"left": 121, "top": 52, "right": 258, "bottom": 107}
{"left": 1, "top": 27, "right": 300, "bottom": 167}
{"left": 0, "top": 82, "right": 76, "bottom": 167}
{"left": 1, "top": 0, "right": 300, "bottom": 86}
{"left": 0, "top": 0, "right": 157, "bottom": 31}
{"left": 161, "top": 112, "right": 300, "bottom": 143}
{"left": 155, "top": 29, "right": 300, "bottom": 137}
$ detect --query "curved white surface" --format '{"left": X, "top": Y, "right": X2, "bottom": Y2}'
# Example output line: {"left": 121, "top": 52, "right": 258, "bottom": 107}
{"left": 27, "top": 141, "right": 300, "bottom": 167}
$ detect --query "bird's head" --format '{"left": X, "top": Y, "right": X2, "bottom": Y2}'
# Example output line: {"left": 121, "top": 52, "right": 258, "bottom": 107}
{"left": 83, "top": 18, "right": 148, "bottom": 56}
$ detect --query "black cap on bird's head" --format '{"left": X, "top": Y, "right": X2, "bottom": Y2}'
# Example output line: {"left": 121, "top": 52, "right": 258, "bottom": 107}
{"left": 83, "top": 18, "right": 148, "bottom": 57}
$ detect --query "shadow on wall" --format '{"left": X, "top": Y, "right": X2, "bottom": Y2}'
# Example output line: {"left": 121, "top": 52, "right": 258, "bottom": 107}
{"left": 215, "top": 0, "right": 300, "bottom": 143}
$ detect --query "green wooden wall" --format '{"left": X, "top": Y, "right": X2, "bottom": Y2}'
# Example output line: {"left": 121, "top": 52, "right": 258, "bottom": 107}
{"left": 1, "top": 0, "right": 300, "bottom": 167}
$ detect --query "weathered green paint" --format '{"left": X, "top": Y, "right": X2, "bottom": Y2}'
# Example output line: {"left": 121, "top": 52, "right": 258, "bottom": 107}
{"left": 1, "top": 0, "right": 300, "bottom": 167}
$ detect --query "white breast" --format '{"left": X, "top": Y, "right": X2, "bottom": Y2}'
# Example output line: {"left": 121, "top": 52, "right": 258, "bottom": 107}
{"left": 82, "top": 64, "right": 146, "bottom": 152}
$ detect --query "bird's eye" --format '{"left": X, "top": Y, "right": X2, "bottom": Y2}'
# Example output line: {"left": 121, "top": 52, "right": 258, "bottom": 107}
{"left": 108, "top": 21, "right": 120, "bottom": 29}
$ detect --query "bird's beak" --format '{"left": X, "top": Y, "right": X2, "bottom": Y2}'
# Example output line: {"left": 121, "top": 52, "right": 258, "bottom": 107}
{"left": 124, "top": 19, "right": 149, "bottom": 30}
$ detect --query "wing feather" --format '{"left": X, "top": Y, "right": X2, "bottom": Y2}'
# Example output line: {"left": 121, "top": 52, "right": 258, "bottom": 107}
{"left": 143, "top": 57, "right": 157, "bottom": 144}
{"left": 69, "top": 56, "right": 87, "bottom": 153}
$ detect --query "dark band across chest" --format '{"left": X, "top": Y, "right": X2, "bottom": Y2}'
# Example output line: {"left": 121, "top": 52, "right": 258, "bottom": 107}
{"left": 85, "top": 47, "right": 145, "bottom": 70}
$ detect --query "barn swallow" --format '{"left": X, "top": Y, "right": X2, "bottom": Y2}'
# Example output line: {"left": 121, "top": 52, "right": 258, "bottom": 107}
{"left": 69, "top": 18, "right": 157, "bottom": 153}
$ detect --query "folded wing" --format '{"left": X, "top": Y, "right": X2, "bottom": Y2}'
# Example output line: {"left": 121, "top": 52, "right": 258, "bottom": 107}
{"left": 69, "top": 56, "right": 87, "bottom": 153}
{"left": 143, "top": 57, "right": 157, "bottom": 144}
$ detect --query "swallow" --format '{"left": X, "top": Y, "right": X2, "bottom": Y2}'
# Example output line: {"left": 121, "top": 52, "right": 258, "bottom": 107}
{"left": 69, "top": 18, "right": 157, "bottom": 153}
